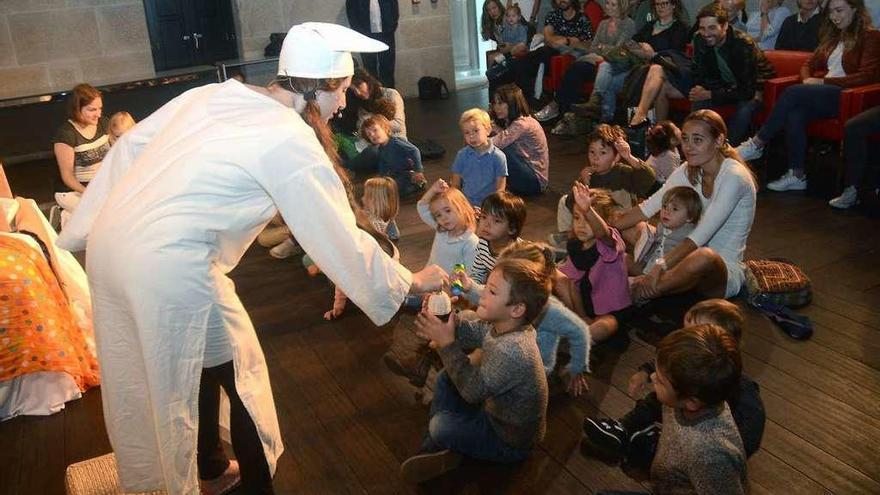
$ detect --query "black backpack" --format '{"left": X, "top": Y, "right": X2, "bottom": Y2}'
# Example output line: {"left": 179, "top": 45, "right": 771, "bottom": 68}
{"left": 418, "top": 77, "right": 450, "bottom": 100}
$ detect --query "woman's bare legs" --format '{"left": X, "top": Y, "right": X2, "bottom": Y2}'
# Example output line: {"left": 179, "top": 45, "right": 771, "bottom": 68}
{"left": 655, "top": 247, "right": 728, "bottom": 298}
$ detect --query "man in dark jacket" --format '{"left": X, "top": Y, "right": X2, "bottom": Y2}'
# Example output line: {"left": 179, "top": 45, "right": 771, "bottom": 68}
{"left": 689, "top": 3, "right": 768, "bottom": 146}
{"left": 775, "top": 0, "right": 822, "bottom": 52}
{"left": 346, "top": 0, "right": 400, "bottom": 88}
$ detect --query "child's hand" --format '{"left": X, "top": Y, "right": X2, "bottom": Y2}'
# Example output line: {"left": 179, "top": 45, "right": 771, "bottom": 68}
{"left": 578, "top": 167, "right": 592, "bottom": 186}
{"left": 323, "top": 306, "right": 343, "bottom": 320}
{"left": 414, "top": 308, "right": 456, "bottom": 348}
{"left": 572, "top": 181, "right": 592, "bottom": 211}
{"left": 627, "top": 370, "right": 650, "bottom": 397}
{"left": 567, "top": 371, "right": 590, "bottom": 397}
{"left": 412, "top": 172, "right": 427, "bottom": 188}
{"left": 430, "top": 178, "right": 449, "bottom": 194}
{"left": 452, "top": 269, "right": 474, "bottom": 293}
{"left": 614, "top": 138, "right": 634, "bottom": 161}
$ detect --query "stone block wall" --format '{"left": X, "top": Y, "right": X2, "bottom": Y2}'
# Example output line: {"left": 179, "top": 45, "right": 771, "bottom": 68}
{"left": 0, "top": 0, "right": 456, "bottom": 100}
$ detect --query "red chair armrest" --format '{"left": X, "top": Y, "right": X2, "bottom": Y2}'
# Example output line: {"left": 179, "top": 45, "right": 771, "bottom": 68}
{"left": 763, "top": 75, "right": 801, "bottom": 115}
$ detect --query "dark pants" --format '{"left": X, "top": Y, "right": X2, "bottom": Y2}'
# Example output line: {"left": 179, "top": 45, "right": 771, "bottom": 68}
{"left": 511, "top": 46, "right": 561, "bottom": 101}
{"left": 556, "top": 60, "right": 598, "bottom": 112}
{"left": 420, "top": 371, "right": 531, "bottom": 463}
{"left": 757, "top": 84, "right": 843, "bottom": 172}
{"left": 692, "top": 98, "right": 762, "bottom": 146}
{"left": 344, "top": 147, "right": 380, "bottom": 175}
{"left": 844, "top": 105, "right": 880, "bottom": 189}
{"left": 360, "top": 31, "right": 396, "bottom": 88}
{"left": 198, "top": 361, "right": 274, "bottom": 494}
{"left": 502, "top": 145, "right": 543, "bottom": 197}
{"left": 620, "top": 392, "right": 662, "bottom": 434}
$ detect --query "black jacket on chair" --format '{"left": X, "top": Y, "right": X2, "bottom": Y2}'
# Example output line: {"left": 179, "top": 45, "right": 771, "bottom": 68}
{"left": 346, "top": 0, "right": 400, "bottom": 36}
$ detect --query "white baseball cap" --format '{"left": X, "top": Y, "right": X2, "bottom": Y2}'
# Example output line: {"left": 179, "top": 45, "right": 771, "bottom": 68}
{"left": 277, "top": 22, "right": 388, "bottom": 79}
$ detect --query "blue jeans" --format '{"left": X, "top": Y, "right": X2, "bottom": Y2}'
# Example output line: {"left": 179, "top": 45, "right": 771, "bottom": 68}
{"left": 592, "top": 62, "right": 629, "bottom": 122}
{"left": 756, "top": 84, "right": 843, "bottom": 172}
{"left": 844, "top": 105, "right": 880, "bottom": 188}
{"left": 421, "top": 371, "right": 531, "bottom": 463}
{"left": 692, "top": 98, "right": 762, "bottom": 146}
{"left": 502, "top": 145, "right": 543, "bottom": 197}
{"left": 557, "top": 61, "right": 598, "bottom": 112}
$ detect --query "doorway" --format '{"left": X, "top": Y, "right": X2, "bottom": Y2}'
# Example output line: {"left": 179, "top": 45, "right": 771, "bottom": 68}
{"left": 143, "top": 0, "right": 239, "bottom": 72}
{"left": 450, "top": 0, "right": 494, "bottom": 88}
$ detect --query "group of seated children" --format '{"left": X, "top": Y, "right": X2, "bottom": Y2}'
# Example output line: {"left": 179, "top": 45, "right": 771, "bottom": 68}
{"left": 287, "top": 100, "right": 763, "bottom": 489}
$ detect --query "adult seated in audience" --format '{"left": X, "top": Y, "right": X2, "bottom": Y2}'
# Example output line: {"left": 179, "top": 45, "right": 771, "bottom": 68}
{"left": 624, "top": 0, "right": 693, "bottom": 127}
{"left": 614, "top": 110, "right": 757, "bottom": 302}
{"left": 775, "top": 0, "right": 823, "bottom": 51}
{"left": 745, "top": 0, "right": 791, "bottom": 50}
{"left": 510, "top": 0, "right": 593, "bottom": 103}
{"left": 737, "top": 0, "right": 880, "bottom": 192}
{"left": 720, "top": 0, "right": 748, "bottom": 32}
{"left": 829, "top": 106, "right": 880, "bottom": 209}
{"left": 490, "top": 84, "right": 550, "bottom": 196}
{"left": 482, "top": 0, "right": 506, "bottom": 44}
{"left": 338, "top": 67, "right": 407, "bottom": 172}
{"left": 53, "top": 83, "right": 110, "bottom": 226}
{"left": 689, "top": 3, "right": 764, "bottom": 146}
{"left": 628, "top": 0, "right": 654, "bottom": 31}
{"left": 534, "top": 0, "right": 636, "bottom": 130}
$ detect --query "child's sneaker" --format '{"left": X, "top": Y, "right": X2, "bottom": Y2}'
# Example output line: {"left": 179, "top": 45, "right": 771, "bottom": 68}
{"left": 829, "top": 185, "right": 858, "bottom": 209}
{"left": 625, "top": 423, "right": 661, "bottom": 470}
{"left": 400, "top": 449, "right": 463, "bottom": 483}
{"left": 582, "top": 417, "right": 628, "bottom": 462}
{"left": 269, "top": 238, "right": 303, "bottom": 259}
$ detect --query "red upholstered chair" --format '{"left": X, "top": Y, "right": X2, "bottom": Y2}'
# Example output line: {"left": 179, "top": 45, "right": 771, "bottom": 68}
{"left": 542, "top": 0, "right": 606, "bottom": 92}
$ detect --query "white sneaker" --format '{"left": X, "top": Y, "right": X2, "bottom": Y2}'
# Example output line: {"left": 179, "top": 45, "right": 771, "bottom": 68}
{"left": 269, "top": 238, "right": 302, "bottom": 259}
{"left": 736, "top": 137, "right": 765, "bottom": 161}
{"left": 534, "top": 101, "right": 559, "bottom": 122}
{"left": 829, "top": 185, "right": 858, "bottom": 209}
{"left": 767, "top": 170, "right": 807, "bottom": 192}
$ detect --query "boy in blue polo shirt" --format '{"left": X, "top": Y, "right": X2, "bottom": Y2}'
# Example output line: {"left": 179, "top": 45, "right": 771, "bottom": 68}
{"left": 450, "top": 108, "right": 508, "bottom": 206}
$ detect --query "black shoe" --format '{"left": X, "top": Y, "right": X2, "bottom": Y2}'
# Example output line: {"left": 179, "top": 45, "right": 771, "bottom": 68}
{"left": 625, "top": 423, "right": 660, "bottom": 470}
{"left": 582, "top": 417, "right": 627, "bottom": 462}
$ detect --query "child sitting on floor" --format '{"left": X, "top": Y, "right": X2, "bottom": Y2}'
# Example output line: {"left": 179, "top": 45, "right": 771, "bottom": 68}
{"left": 401, "top": 252, "right": 551, "bottom": 483}
{"left": 361, "top": 115, "right": 426, "bottom": 198}
{"left": 108, "top": 111, "right": 136, "bottom": 145}
{"left": 630, "top": 186, "right": 702, "bottom": 277}
{"left": 555, "top": 183, "right": 630, "bottom": 343}
{"left": 363, "top": 176, "right": 401, "bottom": 241}
{"left": 451, "top": 108, "right": 508, "bottom": 207}
{"left": 592, "top": 324, "right": 748, "bottom": 494}
{"left": 470, "top": 191, "right": 526, "bottom": 285}
{"left": 645, "top": 121, "right": 682, "bottom": 184}
{"left": 583, "top": 299, "right": 765, "bottom": 471}
{"left": 455, "top": 241, "right": 592, "bottom": 397}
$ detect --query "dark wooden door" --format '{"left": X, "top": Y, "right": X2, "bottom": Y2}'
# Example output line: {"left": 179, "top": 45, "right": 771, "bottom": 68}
{"left": 143, "top": 0, "right": 239, "bottom": 72}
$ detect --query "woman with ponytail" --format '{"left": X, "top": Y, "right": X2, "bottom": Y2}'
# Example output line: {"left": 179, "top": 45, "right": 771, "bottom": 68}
{"left": 56, "top": 23, "right": 447, "bottom": 495}
{"left": 613, "top": 109, "right": 757, "bottom": 302}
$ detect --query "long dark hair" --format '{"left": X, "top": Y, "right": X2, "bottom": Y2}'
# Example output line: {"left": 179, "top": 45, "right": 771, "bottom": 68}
{"left": 491, "top": 84, "right": 531, "bottom": 128}
{"left": 481, "top": 0, "right": 505, "bottom": 41}
{"left": 351, "top": 67, "right": 396, "bottom": 120}
{"left": 817, "top": 0, "right": 870, "bottom": 54}
{"left": 273, "top": 75, "right": 355, "bottom": 199}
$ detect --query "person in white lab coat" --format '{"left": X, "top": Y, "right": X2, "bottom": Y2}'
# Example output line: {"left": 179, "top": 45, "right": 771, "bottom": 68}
{"left": 56, "top": 22, "right": 447, "bottom": 495}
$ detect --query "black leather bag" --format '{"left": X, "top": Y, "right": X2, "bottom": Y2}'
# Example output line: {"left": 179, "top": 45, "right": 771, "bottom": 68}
{"left": 418, "top": 77, "right": 450, "bottom": 100}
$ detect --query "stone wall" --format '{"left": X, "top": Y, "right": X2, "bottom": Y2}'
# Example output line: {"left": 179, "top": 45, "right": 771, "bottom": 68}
{"left": 0, "top": 0, "right": 456, "bottom": 100}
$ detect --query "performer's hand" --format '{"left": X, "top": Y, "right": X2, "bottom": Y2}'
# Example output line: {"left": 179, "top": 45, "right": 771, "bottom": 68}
{"left": 411, "top": 264, "right": 449, "bottom": 293}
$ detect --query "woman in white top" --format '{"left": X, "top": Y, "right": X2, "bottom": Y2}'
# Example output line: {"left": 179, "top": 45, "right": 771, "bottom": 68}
{"left": 57, "top": 23, "right": 446, "bottom": 495}
{"left": 614, "top": 109, "right": 757, "bottom": 301}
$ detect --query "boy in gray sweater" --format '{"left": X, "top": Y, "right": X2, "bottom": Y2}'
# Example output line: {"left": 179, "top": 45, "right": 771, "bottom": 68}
{"left": 401, "top": 257, "right": 551, "bottom": 483}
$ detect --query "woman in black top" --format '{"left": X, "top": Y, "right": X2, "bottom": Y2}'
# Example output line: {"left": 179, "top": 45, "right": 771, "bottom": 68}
{"left": 626, "top": 0, "right": 692, "bottom": 126}
{"left": 53, "top": 83, "right": 110, "bottom": 193}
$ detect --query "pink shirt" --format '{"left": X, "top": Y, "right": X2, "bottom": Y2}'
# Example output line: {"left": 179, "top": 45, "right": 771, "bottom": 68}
{"left": 491, "top": 116, "right": 549, "bottom": 188}
{"left": 559, "top": 228, "right": 631, "bottom": 315}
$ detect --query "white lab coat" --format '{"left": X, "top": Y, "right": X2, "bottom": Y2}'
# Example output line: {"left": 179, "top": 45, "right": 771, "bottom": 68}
{"left": 57, "top": 80, "right": 412, "bottom": 494}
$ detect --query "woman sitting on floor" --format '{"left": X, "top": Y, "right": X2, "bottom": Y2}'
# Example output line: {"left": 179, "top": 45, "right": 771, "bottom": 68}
{"left": 613, "top": 109, "right": 757, "bottom": 302}
{"left": 489, "top": 84, "right": 550, "bottom": 197}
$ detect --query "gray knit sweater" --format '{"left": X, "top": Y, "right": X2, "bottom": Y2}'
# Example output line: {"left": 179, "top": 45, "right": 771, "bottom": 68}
{"left": 438, "top": 319, "right": 549, "bottom": 450}
{"left": 651, "top": 404, "right": 748, "bottom": 495}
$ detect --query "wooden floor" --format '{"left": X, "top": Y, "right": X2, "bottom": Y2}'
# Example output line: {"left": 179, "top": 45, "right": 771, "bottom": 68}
{"left": 2, "top": 87, "right": 880, "bottom": 494}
